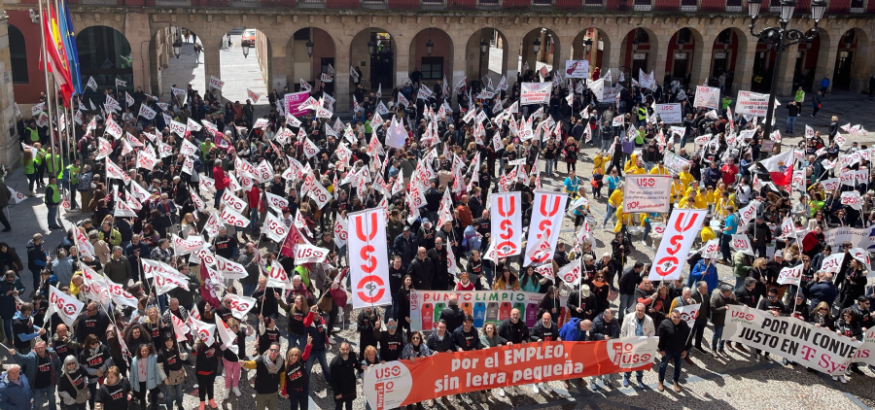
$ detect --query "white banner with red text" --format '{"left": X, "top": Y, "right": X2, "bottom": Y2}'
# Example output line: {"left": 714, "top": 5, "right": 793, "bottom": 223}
{"left": 647, "top": 209, "right": 708, "bottom": 281}
{"left": 623, "top": 175, "right": 672, "bottom": 214}
{"left": 348, "top": 208, "right": 392, "bottom": 308}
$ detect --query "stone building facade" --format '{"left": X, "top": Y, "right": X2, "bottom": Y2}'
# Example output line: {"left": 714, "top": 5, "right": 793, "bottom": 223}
{"left": 3, "top": 0, "right": 874, "bottom": 113}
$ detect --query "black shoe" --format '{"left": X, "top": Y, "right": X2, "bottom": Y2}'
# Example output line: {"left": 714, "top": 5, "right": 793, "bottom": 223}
{"left": 694, "top": 346, "right": 707, "bottom": 354}
{"left": 1, "top": 228, "right": 9, "bottom": 232}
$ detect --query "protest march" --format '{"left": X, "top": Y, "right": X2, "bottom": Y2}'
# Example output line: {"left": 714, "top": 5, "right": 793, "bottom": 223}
{"left": 4, "top": 33, "right": 875, "bottom": 410}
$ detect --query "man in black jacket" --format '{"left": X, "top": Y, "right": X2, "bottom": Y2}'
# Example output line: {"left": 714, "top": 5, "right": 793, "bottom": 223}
{"left": 497, "top": 309, "right": 529, "bottom": 397}
{"left": 618, "top": 262, "right": 644, "bottom": 320}
{"left": 657, "top": 309, "right": 690, "bottom": 393}
{"left": 530, "top": 311, "right": 560, "bottom": 395}
{"left": 408, "top": 247, "right": 435, "bottom": 290}
{"left": 438, "top": 296, "right": 464, "bottom": 333}
{"left": 687, "top": 281, "right": 710, "bottom": 356}
{"left": 427, "top": 239, "right": 450, "bottom": 291}
{"left": 328, "top": 342, "right": 361, "bottom": 410}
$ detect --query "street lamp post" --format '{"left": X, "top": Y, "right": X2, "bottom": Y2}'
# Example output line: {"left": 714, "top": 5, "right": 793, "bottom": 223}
{"left": 748, "top": 0, "right": 827, "bottom": 135}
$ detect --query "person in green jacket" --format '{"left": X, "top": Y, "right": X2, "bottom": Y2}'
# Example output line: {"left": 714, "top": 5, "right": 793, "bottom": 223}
{"left": 794, "top": 86, "right": 806, "bottom": 115}
{"left": 25, "top": 121, "right": 39, "bottom": 144}
{"left": 45, "top": 176, "right": 62, "bottom": 230}
{"left": 44, "top": 147, "right": 63, "bottom": 181}
{"left": 21, "top": 150, "right": 37, "bottom": 196}
{"left": 60, "top": 160, "right": 81, "bottom": 211}
{"left": 732, "top": 250, "right": 753, "bottom": 291}
{"left": 33, "top": 143, "right": 47, "bottom": 189}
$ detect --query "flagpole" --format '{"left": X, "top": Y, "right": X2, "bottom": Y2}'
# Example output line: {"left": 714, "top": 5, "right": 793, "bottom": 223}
{"left": 39, "top": 0, "right": 59, "bottom": 167}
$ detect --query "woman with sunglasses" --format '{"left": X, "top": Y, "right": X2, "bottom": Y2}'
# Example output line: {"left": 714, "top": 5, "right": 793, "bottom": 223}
{"left": 401, "top": 331, "right": 432, "bottom": 409}
{"left": 281, "top": 335, "right": 313, "bottom": 410}
{"left": 59, "top": 355, "right": 91, "bottom": 410}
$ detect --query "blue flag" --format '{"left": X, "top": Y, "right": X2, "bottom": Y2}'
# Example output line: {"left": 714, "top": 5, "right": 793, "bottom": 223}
{"left": 59, "top": 0, "right": 83, "bottom": 96}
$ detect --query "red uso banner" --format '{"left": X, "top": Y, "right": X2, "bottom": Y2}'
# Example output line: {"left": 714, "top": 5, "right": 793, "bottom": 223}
{"left": 648, "top": 209, "right": 707, "bottom": 281}
{"left": 524, "top": 191, "right": 568, "bottom": 267}
{"left": 364, "top": 338, "right": 658, "bottom": 409}
{"left": 348, "top": 208, "right": 392, "bottom": 308}
{"left": 48, "top": 285, "right": 84, "bottom": 327}
{"left": 623, "top": 175, "right": 672, "bottom": 214}
{"left": 490, "top": 192, "right": 523, "bottom": 259}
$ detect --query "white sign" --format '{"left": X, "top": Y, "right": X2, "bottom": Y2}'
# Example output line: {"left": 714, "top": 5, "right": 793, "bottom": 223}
{"left": 490, "top": 192, "right": 523, "bottom": 259}
{"left": 520, "top": 82, "right": 553, "bottom": 106}
{"left": 735, "top": 91, "right": 770, "bottom": 116}
{"left": 694, "top": 86, "right": 720, "bottom": 109}
{"left": 623, "top": 175, "right": 672, "bottom": 213}
{"left": 564, "top": 60, "right": 590, "bottom": 79}
{"left": 654, "top": 104, "right": 683, "bottom": 124}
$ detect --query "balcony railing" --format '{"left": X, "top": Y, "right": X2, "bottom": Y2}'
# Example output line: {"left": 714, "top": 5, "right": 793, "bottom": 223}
{"left": 65, "top": 0, "right": 874, "bottom": 13}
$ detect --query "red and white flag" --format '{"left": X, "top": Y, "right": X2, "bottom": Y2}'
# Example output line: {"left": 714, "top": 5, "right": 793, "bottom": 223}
{"left": 224, "top": 293, "right": 257, "bottom": 320}
{"left": 263, "top": 211, "right": 289, "bottom": 243}
{"left": 348, "top": 209, "right": 392, "bottom": 308}
{"left": 760, "top": 149, "right": 795, "bottom": 186}
{"left": 490, "top": 192, "right": 522, "bottom": 258}
{"left": 557, "top": 260, "right": 582, "bottom": 285}
{"left": 267, "top": 263, "right": 293, "bottom": 289}
{"left": 106, "top": 276, "right": 139, "bottom": 308}
{"left": 170, "top": 315, "right": 191, "bottom": 342}
{"left": 648, "top": 209, "right": 707, "bottom": 281}
{"left": 523, "top": 191, "right": 568, "bottom": 267}
{"left": 48, "top": 285, "right": 85, "bottom": 327}
{"left": 215, "top": 316, "right": 238, "bottom": 355}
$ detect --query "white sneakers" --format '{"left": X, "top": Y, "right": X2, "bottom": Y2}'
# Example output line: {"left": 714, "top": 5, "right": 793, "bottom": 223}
{"left": 232, "top": 387, "right": 241, "bottom": 397}
{"left": 832, "top": 375, "right": 848, "bottom": 384}
{"left": 532, "top": 384, "right": 539, "bottom": 395}
{"left": 223, "top": 390, "right": 230, "bottom": 400}
{"left": 497, "top": 388, "right": 506, "bottom": 398}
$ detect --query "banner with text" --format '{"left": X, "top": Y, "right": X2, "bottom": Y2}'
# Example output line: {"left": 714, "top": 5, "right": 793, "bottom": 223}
{"left": 623, "top": 175, "right": 672, "bottom": 214}
{"left": 694, "top": 86, "right": 720, "bottom": 109}
{"left": 284, "top": 91, "right": 311, "bottom": 118}
{"left": 735, "top": 91, "right": 770, "bottom": 116}
{"left": 725, "top": 305, "right": 875, "bottom": 375}
{"left": 520, "top": 82, "right": 553, "bottom": 106}
{"left": 654, "top": 104, "right": 683, "bottom": 124}
{"left": 364, "top": 338, "right": 658, "bottom": 410}
{"left": 409, "top": 290, "right": 568, "bottom": 332}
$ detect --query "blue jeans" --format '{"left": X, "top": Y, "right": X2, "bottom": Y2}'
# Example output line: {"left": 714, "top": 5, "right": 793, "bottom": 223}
{"left": 305, "top": 349, "right": 331, "bottom": 384}
{"left": 720, "top": 234, "right": 732, "bottom": 262}
{"left": 249, "top": 208, "right": 259, "bottom": 234}
{"left": 658, "top": 351, "right": 683, "bottom": 383}
{"left": 785, "top": 116, "right": 796, "bottom": 133}
{"left": 735, "top": 276, "right": 746, "bottom": 292}
{"left": 618, "top": 294, "right": 635, "bottom": 317}
{"left": 47, "top": 205, "right": 61, "bottom": 229}
{"left": 214, "top": 189, "right": 224, "bottom": 208}
{"left": 711, "top": 325, "right": 725, "bottom": 350}
{"left": 32, "top": 385, "right": 56, "bottom": 410}
{"left": 242, "top": 282, "right": 258, "bottom": 297}
{"left": 603, "top": 205, "right": 616, "bottom": 227}
{"left": 545, "top": 159, "right": 554, "bottom": 175}
{"left": 289, "top": 333, "right": 308, "bottom": 352}
{"left": 164, "top": 383, "right": 184, "bottom": 409}
{"left": 642, "top": 219, "right": 651, "bottom": 240}
{"left": 623, "top": 370, "right": 644, "bottom": 382}
{"left": 1, "top": 316, "right": 12, "bottom": 342}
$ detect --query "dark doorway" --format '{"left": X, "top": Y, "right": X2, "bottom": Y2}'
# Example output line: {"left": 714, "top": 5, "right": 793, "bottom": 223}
{"left": 370, "top": 32, "right": 394, "bottom": 91}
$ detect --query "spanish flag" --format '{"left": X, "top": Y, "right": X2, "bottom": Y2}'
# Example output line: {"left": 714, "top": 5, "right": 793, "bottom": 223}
{"left": 41, "top": 0, "right": 75, "bottom": 105}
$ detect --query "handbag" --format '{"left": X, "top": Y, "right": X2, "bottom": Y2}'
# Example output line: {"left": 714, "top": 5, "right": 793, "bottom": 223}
{"left": 67, "top": 373, "right": 91, "bottom": 404}
{"left": 168, "top": 368, "right": 186, "bottom": 385}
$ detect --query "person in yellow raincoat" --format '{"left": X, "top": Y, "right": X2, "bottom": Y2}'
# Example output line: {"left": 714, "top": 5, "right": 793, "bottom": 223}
{"left": 603, "top": 184, "right": 624, "bottom": 229}
{"left": 678, "top": 165, "right": 694, "bottom": 187}
{"left": 623, "top": 153, "right": 639, "bottom": 174}
{"left": 626, "top": 158, "right": 647, "bottom": 175}
{"left": 700, "top": 216, "right": 717, "bottom": 244}
{"left": 649, "top": 162, "right": 670, "bottom": 176}
{"left": 679, "top": 190, "right": 707, "bottom": 209}
{"left": 715, "top": 191, "right": 736, "bottom": 219}
{"left": 670, "top": 175, "right": 685, "bottom": 206}
{"left": 614, "top": 204, "right": 633, "bottom": 233}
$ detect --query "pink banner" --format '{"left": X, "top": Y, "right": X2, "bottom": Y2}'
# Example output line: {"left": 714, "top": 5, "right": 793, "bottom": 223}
{"left": 284, "top": 91, "right": 311, "bottom": 118}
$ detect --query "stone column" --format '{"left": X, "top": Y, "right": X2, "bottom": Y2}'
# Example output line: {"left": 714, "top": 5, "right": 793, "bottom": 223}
{"left": 654, "top": 35, "right": 671, "bottom": 87}
{"left": 813, "top": 29, "right": 839, "bottom": 95}
{"left": 505, "top": 34, "right": 522, "bottom": 89}
{"left": 690, "top": 34, "right": 714, "bottom": 91}
{"left": 451, "top": 30, "right": 467, "bottom": 97}
{"left": 394, "top": 25, "right": 412, "bottom": 89}
{"left": 334, "top": 41, "right": 350, "bottom": 113}
{"left": 734, "top": 35, "right": 759, "bottom": 95}
{"left": 270, "top": 39, "right": 289, "bottom": 93}
{"left": 201, "top": 36, "right": 223, "bottom": 100}
{"left": 775, "top": 39, "right": 797, "bottom": 96}
{"left": 0, "top": 11, "right": 21, "bottom": 170}
{"left": 126, "top": 12, "right": 152, "bottom": 94}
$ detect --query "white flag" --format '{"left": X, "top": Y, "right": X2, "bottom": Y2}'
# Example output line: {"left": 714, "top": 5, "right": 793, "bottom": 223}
{"left": 48, "top": 285, "right": 85, "bottom": 328}
{"left": 348, "top": 209, "right": 392, "bottom": 308}
{"left": 262, "top": 211, "right": 290, "bottom": 243}
{"left": 215, "top": 316, "right": 239, "bottom": 355}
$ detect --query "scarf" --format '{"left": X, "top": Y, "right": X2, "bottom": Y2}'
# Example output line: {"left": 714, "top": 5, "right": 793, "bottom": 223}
{"left": 263, "top": 354, "right": 284, "bottom": 374}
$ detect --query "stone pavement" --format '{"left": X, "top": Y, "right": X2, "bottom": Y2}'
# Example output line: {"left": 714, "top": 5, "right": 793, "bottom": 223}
{"left": 0, "top": 90, "right": 873, "bottom": 409}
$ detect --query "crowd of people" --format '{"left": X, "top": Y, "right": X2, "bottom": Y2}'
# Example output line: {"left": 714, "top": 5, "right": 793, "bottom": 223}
{"left": 0, "top": 62, "right": 873, "bottom": 410}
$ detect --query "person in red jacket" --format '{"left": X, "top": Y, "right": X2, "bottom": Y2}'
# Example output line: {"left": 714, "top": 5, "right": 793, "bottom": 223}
{"left": 212, "top": 160, "right": 228, "bottom": 207}
{"left": 247, "top": 184, "right": 262, "bottom": 235}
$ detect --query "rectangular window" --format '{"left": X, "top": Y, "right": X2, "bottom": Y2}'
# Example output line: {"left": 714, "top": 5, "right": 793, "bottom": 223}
{"left": 421, "top": 57, "right": 443, "bottom": 80}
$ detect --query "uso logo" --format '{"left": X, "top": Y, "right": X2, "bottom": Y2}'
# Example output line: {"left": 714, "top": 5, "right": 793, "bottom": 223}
{"left": 731, "top": 310, "right": 755, "bottom": 322}
{"left": 365, "top": 362, "right": 413, "bottom": 410}
{"left": 50, "top": 293, "right": 78, "bottom": 316}
{"left": 608, "top": 340, "right": 653, "bottom": 369}
{"left": 635, "top": 178, "right": 657, "bottom": 187}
